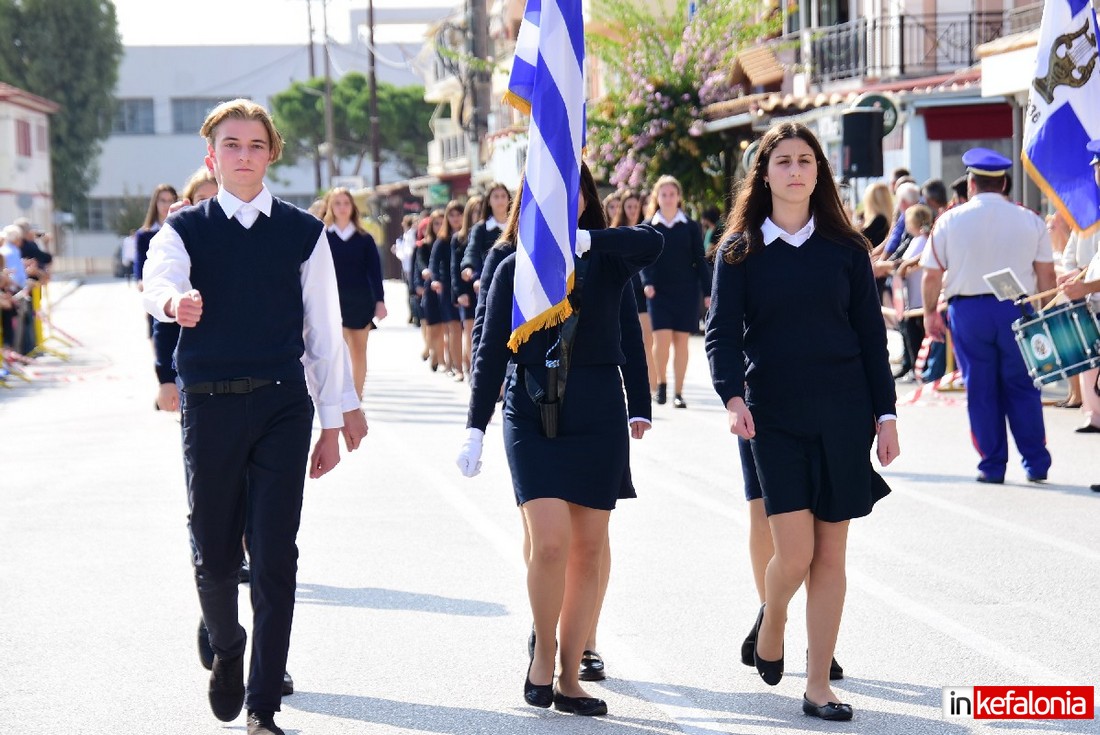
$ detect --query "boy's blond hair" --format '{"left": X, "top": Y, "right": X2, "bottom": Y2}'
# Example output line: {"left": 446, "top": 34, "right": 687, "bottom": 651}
{"left": 199, "top": 98, "right": 284, "bottom": 162}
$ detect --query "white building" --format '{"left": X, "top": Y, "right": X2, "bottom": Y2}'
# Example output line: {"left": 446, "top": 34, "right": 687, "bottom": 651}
{"left": 76, "top": 35, "right": 423, "bottom": 262}
{"left": 0, "top": 83, "right": 58, "bottom": 234}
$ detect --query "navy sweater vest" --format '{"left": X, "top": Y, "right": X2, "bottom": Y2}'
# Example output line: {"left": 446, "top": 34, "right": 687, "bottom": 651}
{"left": 168, "top": 197, "right": 323, "bottom": 385}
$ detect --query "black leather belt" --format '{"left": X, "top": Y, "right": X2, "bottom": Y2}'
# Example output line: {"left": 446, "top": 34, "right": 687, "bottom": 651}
{"left": 947, "top": 293, "right": 995, "bottom": 304}
{"left": 182, "top": 378, "right": 274, "bottom": 395}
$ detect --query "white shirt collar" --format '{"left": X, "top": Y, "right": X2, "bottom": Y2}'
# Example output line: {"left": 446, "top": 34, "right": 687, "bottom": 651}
{"left": 486, "top": 215, "right": 502, "bottom": 230}
{"left": 217, "top": 185, "right": 272, "bottom": 221}
{"left": 651, "top": 210, "right": 688, "bottom": 227}
{"left": 328, "top": 223, "right": 357, "bottom": 241}
{"left": 762, "top": 215, "right": 815, "bottom": 247}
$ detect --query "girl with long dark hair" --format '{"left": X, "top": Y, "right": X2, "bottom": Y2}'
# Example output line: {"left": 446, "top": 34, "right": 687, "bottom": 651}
{"left": 706, "top": 122, "right": 899, "bottom": 722}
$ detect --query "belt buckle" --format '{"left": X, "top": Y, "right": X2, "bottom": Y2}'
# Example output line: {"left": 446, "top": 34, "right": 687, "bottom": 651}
{"left": 231, "top": 377, "right": 253, "bottom": 394}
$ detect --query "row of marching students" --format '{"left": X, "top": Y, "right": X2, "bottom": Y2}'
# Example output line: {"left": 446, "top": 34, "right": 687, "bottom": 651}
{"left": 455, "top": 122, "right": 898, "bottom": 722}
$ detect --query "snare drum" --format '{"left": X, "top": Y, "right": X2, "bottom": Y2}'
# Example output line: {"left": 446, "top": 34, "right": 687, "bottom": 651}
{"left": 1013, "top": 300, "right": 1100, "bottom": 387}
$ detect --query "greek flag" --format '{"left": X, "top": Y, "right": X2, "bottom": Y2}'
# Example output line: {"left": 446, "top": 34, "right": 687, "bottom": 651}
{"left": 1022, "top": 0, "right": 1100, "bottom": 235}
{"left": 502, "top": 0, "right": 585, "bottom": 350}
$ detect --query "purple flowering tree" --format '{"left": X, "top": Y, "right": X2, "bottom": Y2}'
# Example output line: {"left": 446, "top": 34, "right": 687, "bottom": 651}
{"left": 587, "top": 0, "right": 779, "bottom": 208}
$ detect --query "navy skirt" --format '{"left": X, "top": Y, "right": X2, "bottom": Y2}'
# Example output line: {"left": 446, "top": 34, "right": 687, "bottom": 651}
{"left": 747, "top": 386, "right": 890, "bottom": 522}
{"left": 648, "top": 282, "right": 699, "bottom": 332}
{"left": 503, "top": 363, "right": 635, "bottom": 510}
{"left": 338, "top": 290, "right": 376, "bottom": 330}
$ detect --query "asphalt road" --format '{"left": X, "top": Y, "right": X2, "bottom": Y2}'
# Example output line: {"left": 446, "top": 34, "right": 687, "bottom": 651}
{"left": 1, "top": 277, "right": 1096, "bottom": 735}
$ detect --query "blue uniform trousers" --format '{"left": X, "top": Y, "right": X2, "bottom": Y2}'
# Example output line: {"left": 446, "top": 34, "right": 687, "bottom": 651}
{"left": 948, "top": 297, "right": 1051, "bottom": 479}
{"left": 181, "top": 381, "right": 313, "bottom": 713}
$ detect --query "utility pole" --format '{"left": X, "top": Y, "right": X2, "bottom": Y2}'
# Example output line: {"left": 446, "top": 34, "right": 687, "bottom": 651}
{"left": 306, "top": 0, "right": 321, "bottom": 192}
{"left": 322, "top": 0, "right": 337, "bottom": 188}
{"left": 469, "top": 0, "right": 489, "bottom": 183}
{"left": 367, "top": 0, "right": 381, "bottom": 188}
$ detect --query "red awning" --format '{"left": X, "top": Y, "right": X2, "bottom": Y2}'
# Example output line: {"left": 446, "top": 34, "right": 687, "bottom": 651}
{"left": 920, "top": 103, "right": 1012, "bottom": 141}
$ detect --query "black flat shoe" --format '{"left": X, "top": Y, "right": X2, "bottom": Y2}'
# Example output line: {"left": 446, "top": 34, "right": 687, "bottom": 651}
{"left": 1027, "top": 473, "right": 1047, "bottom": 483}
{"left": 752, "top": 604, "right": 783, "bottom": 686}
{"left": 524, "top": 661, "right": 553, "bottom": 708}
{"left": 673, "top": 394, "right": 687, "bottom": 408}
{"left": 802, "top": 694, "right": 853, "bottom": 721}
{"left": 740, "top": 611, "right": 761, "bottom": 667}
{"left": 281, "top": 671, "right": 294, "bottom": 696}
{"left": 655, "top": 383, "right": 667, "bottom": 405}
{"left": 1075, "top": 424, "right": 1100, "bottom": 433}
{"left": 553, "top": 688, "right": 608, "bottom": 716}
{"left": 976, "top": 474, "right": 1004, "bottom": 484}
{"left": 579, "top": 650, "right": 606, "bottom": 681}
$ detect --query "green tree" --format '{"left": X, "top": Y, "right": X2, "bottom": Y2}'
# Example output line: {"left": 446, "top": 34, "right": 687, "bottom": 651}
{"left": 271, "top": 73, "right": 434, "bottom": 182}
{"left": 587, "top": 0, "right": 779, "bottom": 209}
{"left": 0, "top": 0, "right": 122, "bottom": 213}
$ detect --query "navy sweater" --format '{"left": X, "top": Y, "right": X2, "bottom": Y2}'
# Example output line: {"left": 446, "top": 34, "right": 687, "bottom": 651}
{"left": 327, "top": 229, "right": 384, "bottom": 307}
{"left": 134, "top": 225, "right": 157, "bottom": 281}
{"left": 168, "top": 197, "right": 323, "bottom": 385}
{"left": 467, "top": 225, "right": 663, "bottom": 431}
{"left": 640, "top": 218, "right": 710, "bottom": 296}
{"left": 471, "top": 241, "right": 516, "bottom": 354}
{"left": 705, "top": 231, "right": 896, "bottom": 419}
{"left": 450, "top": 233, "right": 474, "bottom": 303}
{"left": 459, "top": 221, "right": 502, "bottom": 282}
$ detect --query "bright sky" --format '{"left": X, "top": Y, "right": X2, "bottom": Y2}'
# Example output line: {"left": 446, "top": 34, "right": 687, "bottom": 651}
{"left": 112, "top": 0, "right": 456, "bottom": 46}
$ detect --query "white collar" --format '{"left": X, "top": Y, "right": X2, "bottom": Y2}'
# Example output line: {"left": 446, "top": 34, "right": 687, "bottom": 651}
{"left": 217, "top": 185, "right": 272, "bottom": 219}
{"left": 328, "top": 223, "right": 357, "bottom": 241}
{"left": 652, "top": 210, "right": 688, "bottom": 227}
{"left": 486, "top": 216, "right": 502, "bottom": 230}
{"left": 762, "top": 215, "right": 815, "bottom": 247}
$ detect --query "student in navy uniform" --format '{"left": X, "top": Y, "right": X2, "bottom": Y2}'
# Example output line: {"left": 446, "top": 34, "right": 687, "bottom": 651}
{"left": 641, "top": 175, "right": 710, "bottom": 407}
{"left": 920, "top": 148, "right": 1054, "bottom": 483}
{"left": 611, "top": 190, "right": 656, "bottom": 392}
{"left": 459, "top": 182, "right": 511, "bottom": 296}
{"left": 142, "top": 99, "right": 367, "bottom": 735}
{"left": 135, "top": 184, "right": 179, "bottom": 336}
{"left": 324, "top": 186, "right": 387, "bottom": 400}
{"left": 430, "top": 201, "right": 465, "bottom": 377}
{"left": 451, "top": 196, "right": 482, "bottom": 379}
{"left": 417, "top": 210, "right": 446, "bottom": 369}
{"left": 457, "top": 162, "right": 662, "bottom": 716}
{"left": 706, "top": 122, "right": 899, "bottom": 722}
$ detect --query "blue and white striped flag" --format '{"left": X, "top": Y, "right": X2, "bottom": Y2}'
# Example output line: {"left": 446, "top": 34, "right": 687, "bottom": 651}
{"left": 1022, "top": 0, "right": 1100, "bottom": 235}
{"left": 502, "top": 0, "right": 585, "bottom": 351}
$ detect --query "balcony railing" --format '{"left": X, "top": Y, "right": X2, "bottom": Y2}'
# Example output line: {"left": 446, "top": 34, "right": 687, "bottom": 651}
{"left": 428, "top": 133, "right": 469, "bottom": 172}
{"left": 776, "top": 7, "right": 1042, "bottom": 86}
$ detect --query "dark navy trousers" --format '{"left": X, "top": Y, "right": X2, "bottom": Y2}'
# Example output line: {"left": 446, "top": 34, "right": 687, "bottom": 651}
{"left": 181, "top": 381, "right": 313, "bottom": 713}
{"left": 948, "top": 297, "right": 1051, "bottom": 480}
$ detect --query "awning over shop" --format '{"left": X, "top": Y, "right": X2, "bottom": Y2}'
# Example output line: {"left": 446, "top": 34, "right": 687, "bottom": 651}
{"left": 730, "top": 46, "right": 785, "bottom": 89}
{"left": 919, "top": 103, "right": 1012, "bottom": 141}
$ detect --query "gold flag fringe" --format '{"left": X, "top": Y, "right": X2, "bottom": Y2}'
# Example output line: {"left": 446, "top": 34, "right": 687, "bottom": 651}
{"left": 506, "top": 271, "right": 576, "bottom": 352}
{"left": 502, "top": 90, "right": 531, "bottom": 116}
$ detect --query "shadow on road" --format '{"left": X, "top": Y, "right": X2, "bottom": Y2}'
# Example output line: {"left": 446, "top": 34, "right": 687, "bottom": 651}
{"left": 296, "top": 583, "right": 508, "bottom": 617}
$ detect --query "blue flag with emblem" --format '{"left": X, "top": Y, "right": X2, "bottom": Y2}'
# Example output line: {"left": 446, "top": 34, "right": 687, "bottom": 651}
{"left": 502, "top": 0, "right": 585, "bottom": 351}
{"left": 1022, "top": 0, "right": 1100, "bottom": 235}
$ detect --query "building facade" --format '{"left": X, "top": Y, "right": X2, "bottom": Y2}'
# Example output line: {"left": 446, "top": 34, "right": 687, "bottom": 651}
{"left": 0, "top": 83, "right": 58, "bottom": 236}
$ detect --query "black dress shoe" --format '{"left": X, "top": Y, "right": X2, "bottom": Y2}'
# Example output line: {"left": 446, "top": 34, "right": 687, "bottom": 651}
{"left": 238, "top": 560, "right": 251, "bottom": 585}
{"left": 740, "top": 610, "right": 761, "bottom": 667}
{"left": 830, "top": 657, "right": 844, "bottom": 681}
{"left": 1091, "top": 484, "right": 1100, "bottom": 492}
{"left": 802, "top": 695, "right": 853, "bottom": 721}
{"left": 579, "top": 650, "right": 606, "bottom": 681}
{"left": 209, "top": 653, "right": 246, "bottom": 722}
{"left": 282, "top": 671, "right": 294, "bottom": 696}
{"left": 524, "top": 661, "right": 553, "bottom": 708}
{"left": 976, "top": 474, "right": 1004, "bottom": 484}
{"left": 1074, "top": 424, "right": 1100, "bottom": 433}
{"left": 673, "top": 394, "right": 687, "bottom": 408}
{"left": 1027, "top": 473, "right": 1047, "bottom": 483}
{"left": 197, "top": 618, "right": 214, "bottom": 671}
{"left": 655, "top": 383, "right": 667, "bottom": 405}
{"left": 752, "top": 604, "right": 783, "bottom": 686}
{"left": 247, "top": 710, "right": 286, "bottom": 735}
{"left": 553, "top": 688, "right": 608, "bottom": 716}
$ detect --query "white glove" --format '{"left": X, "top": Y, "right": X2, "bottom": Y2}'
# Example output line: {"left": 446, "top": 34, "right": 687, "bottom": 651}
{"left": 574, "top": 229, "right": 591, "bottom": 257}
{"left": 456, "top": 427, "right": 485, "bottom": 477}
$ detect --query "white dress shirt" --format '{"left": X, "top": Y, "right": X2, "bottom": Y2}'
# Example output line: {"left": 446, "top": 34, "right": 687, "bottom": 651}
{"left": 651, "top": 210, "right": 688, "bottom": 227}
{"left": 141, "top": 185, "right": 359, "bottom": 428}
{"left": 485, "top": 215, "right": 502, "bottom": 231}
{"left": 761, "top": 216, "right": 816, "bottom": 247}
{"left": 328, "top": 223, "right": 357, "bottom": 242}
